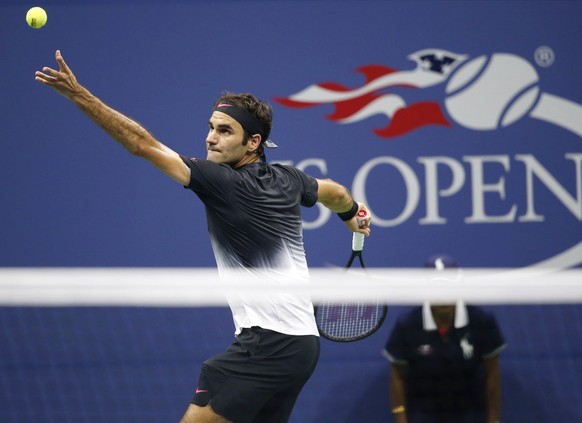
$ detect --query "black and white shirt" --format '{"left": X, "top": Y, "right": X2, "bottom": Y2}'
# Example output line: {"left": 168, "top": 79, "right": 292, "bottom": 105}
{"left": 182, "top": 157, "right": 320, "bottom": 336}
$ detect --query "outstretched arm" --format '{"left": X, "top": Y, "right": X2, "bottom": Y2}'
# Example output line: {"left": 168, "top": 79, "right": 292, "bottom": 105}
{"left": 35, "top": 50, "right": 190, "bottom": 186}
{"left": 316, "top": 178, "right": 371, "bottom": 235}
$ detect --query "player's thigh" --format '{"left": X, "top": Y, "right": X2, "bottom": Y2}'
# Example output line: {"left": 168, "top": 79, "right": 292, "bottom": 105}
{"left": 180, "top": 403, "right": 233, "bottom": 423}
{"left": 250, "top": 381, "right": 304, "bottom": 423}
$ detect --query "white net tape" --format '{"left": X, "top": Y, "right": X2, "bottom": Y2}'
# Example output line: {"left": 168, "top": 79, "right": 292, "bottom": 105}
{"left": 0, "top": 267, "right": 580, "bottom": 306}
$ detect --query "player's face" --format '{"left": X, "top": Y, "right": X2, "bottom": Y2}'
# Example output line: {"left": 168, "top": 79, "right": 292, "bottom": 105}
{"left": 206, "top": 112, "right": 250, "bottom": 166}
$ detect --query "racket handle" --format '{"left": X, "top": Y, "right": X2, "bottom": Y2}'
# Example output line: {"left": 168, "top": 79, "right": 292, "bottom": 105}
{"left": 352, "top": 232, "right": 365, "bottom": 252}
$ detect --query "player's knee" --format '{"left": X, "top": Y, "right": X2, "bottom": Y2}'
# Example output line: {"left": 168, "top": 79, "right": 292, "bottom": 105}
{"left": 180, "top": 403, "right": 232, "bottom": 423}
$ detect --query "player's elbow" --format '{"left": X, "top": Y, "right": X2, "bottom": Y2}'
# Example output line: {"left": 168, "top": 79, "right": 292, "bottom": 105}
{"left": 330, "top": 186, "right": 351, "bottom": 207}
{"left": 124, "top": 128, "right": 160, "bottom": 158}
{"left": 318, "top": 179, "right": 352, "bottom": 210}
{"left": 128, "top": 139, "right": 155, "bottom": 159}
{"left": 127, "top": 142, "right": 143, "bottom": 157}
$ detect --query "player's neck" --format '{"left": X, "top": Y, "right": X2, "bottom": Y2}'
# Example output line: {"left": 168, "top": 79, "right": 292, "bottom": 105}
{"left": 233, "top": 154, "right": 260, "bottom": 169}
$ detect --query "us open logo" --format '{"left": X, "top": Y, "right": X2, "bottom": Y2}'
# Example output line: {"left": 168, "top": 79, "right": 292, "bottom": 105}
{"left": 277, "top": 48, "right": 582, "bottom": 269}
{"left": 276, "top": 48, "right": 581, "bottom": 139}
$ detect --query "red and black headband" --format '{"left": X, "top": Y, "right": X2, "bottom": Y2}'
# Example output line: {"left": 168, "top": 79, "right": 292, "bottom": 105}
{"left": 214, "top": 102, "right": 277, "bottom": 148}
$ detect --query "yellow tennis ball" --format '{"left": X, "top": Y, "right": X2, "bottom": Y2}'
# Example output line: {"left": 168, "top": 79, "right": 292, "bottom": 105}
{"left": 26, "top": 7, "right": 47, "bottom": 29}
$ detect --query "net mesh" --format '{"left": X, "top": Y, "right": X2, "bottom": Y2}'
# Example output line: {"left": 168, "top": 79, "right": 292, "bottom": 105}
{"left": 0, "top": 268, "right": 581, "bottom": 422}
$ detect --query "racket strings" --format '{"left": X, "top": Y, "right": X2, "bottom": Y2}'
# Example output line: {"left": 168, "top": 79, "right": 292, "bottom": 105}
{"left": 315, "top": 302, "right": 384, "bottom": 340}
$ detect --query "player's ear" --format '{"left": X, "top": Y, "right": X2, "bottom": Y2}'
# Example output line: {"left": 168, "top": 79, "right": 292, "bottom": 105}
{"left": 247, "top": 134, "right": 262, "bottom": 154}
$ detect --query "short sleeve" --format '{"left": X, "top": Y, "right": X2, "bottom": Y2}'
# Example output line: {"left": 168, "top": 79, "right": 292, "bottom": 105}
{"left": 301, "top": 174, "right": 318, "bottom": 207}
{"left": 272, "top": 164, "right": 318, "bottom": 207}
{"left": 481, "top": 313, "right": 506, "bottom": 359}
{"left": 180, "top": 155, "right": 234, "bottom": 201}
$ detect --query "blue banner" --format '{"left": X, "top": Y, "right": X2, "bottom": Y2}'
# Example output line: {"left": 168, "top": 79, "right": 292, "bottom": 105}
{"left": 2, "top": 0, "right": 581, "bottom": 269}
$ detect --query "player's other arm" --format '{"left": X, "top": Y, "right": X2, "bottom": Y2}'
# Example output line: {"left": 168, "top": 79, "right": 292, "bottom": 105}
{"left": 484, "top": 355, "right": 501, "bottom": 423}
{"left": 390, "top": 363, "right": 408, "bottom": 423}
{"left": 35, "top": 50, "right": 190, "bottom": 186}
{"left": 316, "top": 178, "right": 371, "bottom": 235}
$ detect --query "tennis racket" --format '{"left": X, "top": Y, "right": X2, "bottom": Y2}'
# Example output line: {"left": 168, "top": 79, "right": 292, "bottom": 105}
{"left": 315, "top": 212, "right": 387, "bottom": 342}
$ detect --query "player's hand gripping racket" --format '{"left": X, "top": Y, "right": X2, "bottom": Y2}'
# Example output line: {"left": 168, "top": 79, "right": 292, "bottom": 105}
{"left": 314, "top": 210, "right": 387, "bottom": 342}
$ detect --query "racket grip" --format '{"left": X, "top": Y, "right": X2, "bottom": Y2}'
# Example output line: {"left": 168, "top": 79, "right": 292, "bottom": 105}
{"left": 352, "top": 232, "right": 365, "bottom": 252}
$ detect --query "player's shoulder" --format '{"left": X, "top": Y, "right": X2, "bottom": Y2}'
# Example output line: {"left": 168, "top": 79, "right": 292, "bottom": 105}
{"left": 269, "top": 162, "right": 314, "bottom": 182}
{"left": 181, "top": 155, "right": 233, "bottom": 172}
{"left": 270, "top": 162, "right": 303, "bottom": 174}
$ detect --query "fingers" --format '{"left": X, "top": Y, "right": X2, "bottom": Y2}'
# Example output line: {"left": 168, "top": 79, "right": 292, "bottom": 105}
{"left": 358, "top": 227, "right": 371, "bottom": 236}
{"left": 35, "top": 50, "right": 79, "bottom": 100}
{"left": 35, "top": 51, "right": 66, "bottom": 85}
{"left": 355, "top": 203, "right": 372, "bottom": 236}
{"left": 343, "top": 205, "right": 372, "bottom": 236}
{"left": 34, "top": 67, "right": 58, "bottom": 84}
{"left": 358, "top": 215, "right": 371, "bottom": 229}
{"left": 356, "top": 203, "right": 372, "bottom": 228}
{"left": 360, "top": 227, "right": 371, "bottom": 237}
{"left": 35, "top": 69, "right": 53, "bottom": 84}
{"left": 55, "top": 50, "right": 70, "bottom": 73}
{"left": 42, "top": 66, "right": 59, "bottom": 77}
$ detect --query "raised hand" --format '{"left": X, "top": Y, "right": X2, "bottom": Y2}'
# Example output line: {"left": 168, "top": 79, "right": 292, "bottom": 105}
{"left": 35, "top": 50, "right": 82, "bottom": 100}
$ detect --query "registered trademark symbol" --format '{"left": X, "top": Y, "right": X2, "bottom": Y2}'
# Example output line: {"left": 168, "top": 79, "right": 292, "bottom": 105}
{"left": 534, "top": 46, "right": 555, "bottom": 67}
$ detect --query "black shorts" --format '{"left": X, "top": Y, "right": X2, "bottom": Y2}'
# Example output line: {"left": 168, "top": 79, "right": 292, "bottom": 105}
{"left": 191, "top": 326, "right": 320, "bottom": 423}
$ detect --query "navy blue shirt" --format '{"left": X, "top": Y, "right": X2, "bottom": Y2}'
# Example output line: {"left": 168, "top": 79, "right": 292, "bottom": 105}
{"left": 384, "top": 304, "right": 505, "bottom": 414}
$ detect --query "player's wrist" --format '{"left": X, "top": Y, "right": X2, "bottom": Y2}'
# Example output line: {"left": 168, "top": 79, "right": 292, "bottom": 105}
{"left": 337, "top": 200, "right": 358, "bottom": 221}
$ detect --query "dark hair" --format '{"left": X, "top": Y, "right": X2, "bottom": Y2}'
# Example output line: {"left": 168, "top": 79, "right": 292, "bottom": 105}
{"left": 213, "top": 92, "right": 273, "bottom": 157}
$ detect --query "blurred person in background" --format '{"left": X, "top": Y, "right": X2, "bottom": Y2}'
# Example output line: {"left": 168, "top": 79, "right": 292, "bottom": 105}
{"left": 383, "top": 254, "right": 506, "bottom": 423}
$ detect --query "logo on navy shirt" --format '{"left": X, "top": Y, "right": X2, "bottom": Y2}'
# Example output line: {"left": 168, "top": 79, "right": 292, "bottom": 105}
{"left": 417, "top": 344, "right": 434, "bottom": 356}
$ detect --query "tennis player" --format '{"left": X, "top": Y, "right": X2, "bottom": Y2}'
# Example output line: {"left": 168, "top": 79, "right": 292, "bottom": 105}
{"left": 35, "top": 50, "right": 371, "bottom": 423}
{"left": 383, "top": 255, "right": 505, "bottom": 423}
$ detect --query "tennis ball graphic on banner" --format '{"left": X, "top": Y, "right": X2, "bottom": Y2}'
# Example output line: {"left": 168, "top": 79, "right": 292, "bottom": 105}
{"left": 444, "top": 53, "right": 540, "bottom": 130}
{"left": 26, "top": 7, "right": 47, "bottom": 29}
